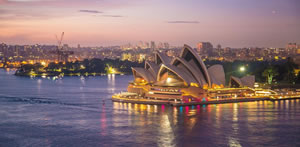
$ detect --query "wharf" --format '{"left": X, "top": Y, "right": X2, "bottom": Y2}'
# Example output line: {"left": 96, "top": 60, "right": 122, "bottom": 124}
{"left": 170, "top": 97, "right": 270, "bottom": 106}
{"left": 112, "top": 95, "right": 300, "bottom": 106}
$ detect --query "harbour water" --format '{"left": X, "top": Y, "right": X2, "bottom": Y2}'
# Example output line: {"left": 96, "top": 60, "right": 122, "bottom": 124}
{"left": 0, "top": 69, "right": 300, "bottom": 147}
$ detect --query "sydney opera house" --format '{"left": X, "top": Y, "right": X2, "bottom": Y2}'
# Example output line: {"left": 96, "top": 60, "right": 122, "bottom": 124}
{"left": 115, "top": 44, "right": 258, "bottom": 103}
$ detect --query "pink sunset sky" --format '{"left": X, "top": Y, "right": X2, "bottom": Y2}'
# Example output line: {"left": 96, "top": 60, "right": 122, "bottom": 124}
{"left": 0, "top": 0, "right": 299, "bottom": 48}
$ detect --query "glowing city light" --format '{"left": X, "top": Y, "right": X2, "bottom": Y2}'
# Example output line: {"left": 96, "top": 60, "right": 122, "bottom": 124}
{"left": 41, "top": 61, "right": 46, "bottom": 66}
{"left": 167, "top": 77, "right": 172, "bottom": 83}
{"left": 240, "top": 66, "right": 245, "bottom": 72}
{"left": 111, "top": 68, "right": 116, "bottom": 73}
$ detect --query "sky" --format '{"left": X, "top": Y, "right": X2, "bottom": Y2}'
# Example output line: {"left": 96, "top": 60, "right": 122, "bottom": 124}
{"left": 0, "top": 0, "right": 299, "bottom": 48}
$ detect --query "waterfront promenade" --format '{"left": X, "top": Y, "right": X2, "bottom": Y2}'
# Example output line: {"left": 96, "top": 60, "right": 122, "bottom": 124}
{"left": 112, "top": 93, "right": 300, "bottom": 106}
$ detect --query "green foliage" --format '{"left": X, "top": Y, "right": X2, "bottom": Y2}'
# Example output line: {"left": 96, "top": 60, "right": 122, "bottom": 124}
{"left": 284, "top": 57, "right": 298, "bottom": 83}
{"left": 262, "top": 66, "right": 279, "bottom": 84}
{"left": 205, "top": 58, "right": 299, "bottom": 84}
{"left": 15, "top": 58, "right": 144, "bottom": 76}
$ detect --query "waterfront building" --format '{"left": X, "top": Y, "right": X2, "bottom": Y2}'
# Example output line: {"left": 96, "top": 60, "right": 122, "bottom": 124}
{"left": 127, "top": 44, "right": 257, "bottom": 103}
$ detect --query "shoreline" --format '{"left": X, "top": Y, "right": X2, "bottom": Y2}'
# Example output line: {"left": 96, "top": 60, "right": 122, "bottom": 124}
{"left": 13, "top": 72, "right": 130, "bottom": 77}
{"left": 112, "top": 95, "right": 300, "bottom": 106}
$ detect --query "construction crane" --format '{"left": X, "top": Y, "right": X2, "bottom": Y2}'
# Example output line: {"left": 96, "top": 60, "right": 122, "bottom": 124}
{"left": 56, "top": 32, "right": 64, "bottom": 52}
{"left": 51, "top": 32, "right": 74, "bottom": 63}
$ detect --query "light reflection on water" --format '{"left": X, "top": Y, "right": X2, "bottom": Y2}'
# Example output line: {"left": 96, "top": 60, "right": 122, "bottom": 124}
{"left": 0, "top": 69, "right": 300, "bottom": 146}
{"left": 111, "top": 101, "right": 300, "bottom": 147}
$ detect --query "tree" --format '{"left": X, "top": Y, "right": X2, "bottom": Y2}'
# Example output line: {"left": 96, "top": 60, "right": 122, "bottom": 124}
{"left": 285, "top": 57, "right": 298, "bottom": 83}
{"left": 262, "top": 66, "right": 279, "bottom": 84}
{"left": 296, "top": 73, "right": 300, "bottom": 84}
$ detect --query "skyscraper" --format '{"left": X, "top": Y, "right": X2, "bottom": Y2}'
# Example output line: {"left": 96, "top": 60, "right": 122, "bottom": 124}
{"left": 286, "top": 43, "right": 297, "bottom": 55}
{"left": 150, "top": 41, "right": 156, "bottom": 50}
{"left": 197, "top": 42, "right": 213, "bottom": 54}
{"left": 297, "top": 45, "right": 300, "bottom": 55}
{"left": 157, "top": 42, "right": 164, "bottom": 49}
{"left": 145, "top": 42, "right": 150, "bottom": 48}
{"left": 138, "top": 41, "right": 144, "bottom": 49}
{"left": 164, "top": 42, "right": 170, "bottom": 49}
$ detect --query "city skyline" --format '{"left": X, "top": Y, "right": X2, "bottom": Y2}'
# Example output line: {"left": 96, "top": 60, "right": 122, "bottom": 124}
{"left": 1, "top": 1, "right": 300, "bottom": 146}
{"left": 0, "top": 0, "right": 300, "bottom": 48}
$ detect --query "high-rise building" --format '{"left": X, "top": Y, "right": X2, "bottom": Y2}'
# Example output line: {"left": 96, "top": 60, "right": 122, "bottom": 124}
{"left": 216, "top": 44, "right": 222, "bottom": 56}
{"left": 286, "top": 43, "right": 297, "bottom": 55}
{"left": 224, "top": 47, "right": 231, "bottom": 54}
{"left": 145, "top": 42, "right": 150, "bottom": 48}
{"left": 138, "top": 41, "right": 144, "bottom": 49}
{"left": 164, "top": 42, "right": 170, "bottom": 49}
{"left": 137, "top": 54, "right": 146, "bottom": 63}
{"left": 121, "top": 53, "right": 132, "bottom": 61}
{"left": 197, "top": 42, "right": 213, "bottom": 54}
{"left": 217, "top": 44, "right": 221, "bottom": 50}
{"left": 63, "top": 44, "right": 69, "bottom": 50}
{"left": 121, "top": 43, "right": 132, "bottom": 50}
{"left": 286, "top": 43, "right": 297, "bottom": 49}
{"left": 166, "top": 50, "right": 175, "bottom": 57}
{"left": 157, "top": 42, "right": 164, "bottom": 49}
{"left": 297, "top": 45, "right": 300, "bottom": 55}
{"left": 150, "top": 41, "right": 156, "bottom": 50}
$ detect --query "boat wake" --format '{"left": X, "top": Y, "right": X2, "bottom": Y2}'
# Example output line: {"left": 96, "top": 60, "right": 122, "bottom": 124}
{"left": 0, "top": 94, "right": 104, "bottom": 112}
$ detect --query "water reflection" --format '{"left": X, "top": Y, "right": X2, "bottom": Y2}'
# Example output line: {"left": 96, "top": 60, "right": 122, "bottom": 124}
{"left": 107, "top": 74, "right": 116, "bottom": 93}
{"left": 100, "top": 104, "right": 107, "bottom": 136}
{"left": 228, "top": 103, "right": 241, "bottom": 147}
{"left": 215, "top": 104, "right": 221, "bottom": 129}
{"left": 228, "top": 136, "right": 242, "bottom": 147}
{"left": 110, "top": 100, "right": 300, "bottom": 146}
{"left": 1, "top": 70, "right": 299, "bottom": 146}
{"left": 37, "top": 78, "right": 42, "bottom": 94}
{"left": 233, "top": 103, "right": 238, "bottom": 122}
{"left": 159, "top": 114, "right": 175, "bottom": 147}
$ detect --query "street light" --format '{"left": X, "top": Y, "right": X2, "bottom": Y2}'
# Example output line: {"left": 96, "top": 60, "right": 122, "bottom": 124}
{"left": 226, "top": 66, "right": 246, "bottom": 75}
{"left": 167, "top": 77, "right": 172, "bottom": 83}
{"left": 239, "top": 66, "right": 245, "bottom": 72}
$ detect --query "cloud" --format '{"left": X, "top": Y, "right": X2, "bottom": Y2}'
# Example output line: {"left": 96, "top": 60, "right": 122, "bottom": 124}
{"left": 167, "top": 21, "right": 200, "bottom": 24}
{"left": 79, "top": 9, "right": 103, "bottom": 14}
{"left": 102, "top": 15, "right": 123, "bottom": 18}
{"left": 79, "top": 9, "right": 124, "bottom": 18}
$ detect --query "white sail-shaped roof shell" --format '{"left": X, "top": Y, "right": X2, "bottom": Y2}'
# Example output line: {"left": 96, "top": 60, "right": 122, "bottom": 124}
{"left": 230, "top": 75, "right": 255, "bottom": 88}
{"left": 130, "top": 44, "right": 255, "bottom": 88}
{"left": 241, "top": 75, "right": 255, "bottom": 88}
{"left": 157, "top": 64, "right": 198, "bottom": 85}
{"left": 179, "top": 45, "right": 211, "bottom": 87}
{"left": 208, "top": 64, "right": 226, "bottom": 86}
{"left": 230, "top": 76, "right": 243, "bottom": 87}
{"left": 171, "top": 57, "right": 205, "bottom": 87}
{"left": 132, "top": 67, "right": 155, "bottom": 83}
{"left": 145, "top": 61, "right": 159, "bottom": 80}
{"left": 155, "top": 51, "right": 171, "bottom": 65}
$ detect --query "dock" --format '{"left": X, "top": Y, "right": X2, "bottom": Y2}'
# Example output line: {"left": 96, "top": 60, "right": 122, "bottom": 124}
{"left": 112, "top": 95, "right": 300, "bottom": 106}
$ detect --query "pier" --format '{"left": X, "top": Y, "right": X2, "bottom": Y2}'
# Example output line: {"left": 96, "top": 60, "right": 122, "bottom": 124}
{"left": 112, "top": 93, "right": 300, "bottom": 106}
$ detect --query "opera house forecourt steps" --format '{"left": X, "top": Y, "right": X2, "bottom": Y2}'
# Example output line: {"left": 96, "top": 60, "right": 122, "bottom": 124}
{"left": 112, "top": 44, "right": 300, "bottom": 106}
